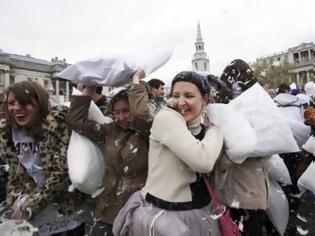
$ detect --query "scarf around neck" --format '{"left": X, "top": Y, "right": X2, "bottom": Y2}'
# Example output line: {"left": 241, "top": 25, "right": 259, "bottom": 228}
{"left": 187, "top": 113, "right": 202, "bottom": 136}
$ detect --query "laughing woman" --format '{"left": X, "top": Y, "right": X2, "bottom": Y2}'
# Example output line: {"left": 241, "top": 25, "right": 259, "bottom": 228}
{"left": 113, "top": 71, "right": 224, "bottom": 236}
{"left": 0, "top": 81, "right": 86, "bottom": 235}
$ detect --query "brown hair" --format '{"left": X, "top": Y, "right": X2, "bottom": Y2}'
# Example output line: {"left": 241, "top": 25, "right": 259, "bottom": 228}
{"left": 4, "top": 81, "right": 49, "bottom": 127}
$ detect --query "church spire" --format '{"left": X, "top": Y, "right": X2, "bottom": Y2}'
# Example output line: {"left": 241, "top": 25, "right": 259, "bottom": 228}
{"left": 196, "top": 21, "right": 203, "bottom": 43}
{"left": 192, "top": 22, "right": 210, "bottom": 72}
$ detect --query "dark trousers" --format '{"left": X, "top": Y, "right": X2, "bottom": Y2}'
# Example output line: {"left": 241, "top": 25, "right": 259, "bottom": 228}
{"left": 52, "top": 223, "right": 85, "bottom": 236}
{"left": 230, "top": 208, "right": 279, "bottom": 236}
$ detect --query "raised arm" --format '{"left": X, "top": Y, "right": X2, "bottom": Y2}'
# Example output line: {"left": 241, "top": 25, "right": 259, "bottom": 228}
{"left": 66, "top": 90, "right": 107, "bottom": 142}
{"left": 128, "top": 69, "right": 153, "bottom": 138}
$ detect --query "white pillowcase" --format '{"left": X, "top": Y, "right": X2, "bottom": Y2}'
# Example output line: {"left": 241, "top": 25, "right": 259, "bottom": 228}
{"left": 229, "top": 83, "right": 299, "bottom": 157}
{"left": 206, "top": 104, "right": 257, "bottom": 164}
{"left": 57, "top": 44, "right": 173, "bottom": 86}
{"left": 298, "top": 160, "right": 315, "bottom": 193}
{"left": 266, "top": 180, "right": 289, "bottom": 236}
{"left": 67, "top": 88, "right": 112, "bottom": 197}
{"left": 263, "top": 154, "right": 292, "bottom": 185}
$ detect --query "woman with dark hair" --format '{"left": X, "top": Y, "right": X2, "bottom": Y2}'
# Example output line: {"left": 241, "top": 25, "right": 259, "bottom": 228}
{"left": 113, "top": 71, "right": 224, "bottom": 236}
{"left": 66, "top": 69, "right": 152, "bottom": 236}
{"left": 0, "top": 80, "right": 86, "bottom": 235}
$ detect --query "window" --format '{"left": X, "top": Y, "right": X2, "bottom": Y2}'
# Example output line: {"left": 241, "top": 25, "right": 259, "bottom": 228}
{"left": 300, "top": 71, "right": 307, "bottom": 84}
{"left": 0, "top": 70, "right": 4, "bottom": 85}
{"left": 44, "top": 80, "right": 48, "bottom": 88}
{"left": 204, "top": 62, "right": 207, "bottom": 70}
{"left": 301, "top": 51, "right": 309, "bottom": 62}
{"left": 195, "top": 62, "right": 198, "bottom": 70}
{"left": 293, "top": 53, "right": 299, "bottom": 64}
{"left": 9, "top": 76, "right": 15, "bottom": 84}
{"left": 51, "top": 80, "right": 56, "bottom": 95}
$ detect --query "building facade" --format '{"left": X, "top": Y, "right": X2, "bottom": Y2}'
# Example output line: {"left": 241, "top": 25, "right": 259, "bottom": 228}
{"left": 192, "top": 22, "right": 210, "bottom": 73}
{"left": 256, "top": 42, "right": 315, "bottom": 88}
{"left": 0, "top": 49, "right": 71, "bottom": 104}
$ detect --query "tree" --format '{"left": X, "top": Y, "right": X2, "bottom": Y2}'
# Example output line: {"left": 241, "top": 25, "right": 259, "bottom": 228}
{"left": 251, "top": 60, "right": 293, "bottom": 88}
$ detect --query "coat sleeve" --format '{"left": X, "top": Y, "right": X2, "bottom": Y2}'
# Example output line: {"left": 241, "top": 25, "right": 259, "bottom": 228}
{"left": 128, "top": 83, "right": 153, "bottom": 138}
{"left": 150, "top": 109, "right": 224, "bottom": 173}
{"left": 0, "top": 120, "right": 8, "bottom": 203}
{"left": 66, "top": 95, "right": 108, "bottom": 142}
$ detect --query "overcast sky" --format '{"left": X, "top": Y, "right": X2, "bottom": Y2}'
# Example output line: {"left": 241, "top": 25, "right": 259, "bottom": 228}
{"left": 1, "top": 0, "right": 314, "bottom": 85}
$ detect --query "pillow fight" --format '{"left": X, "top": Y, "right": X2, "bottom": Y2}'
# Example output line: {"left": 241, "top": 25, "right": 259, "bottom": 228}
{"left": 1, "top": 46, "right": 315, "bottom": 236}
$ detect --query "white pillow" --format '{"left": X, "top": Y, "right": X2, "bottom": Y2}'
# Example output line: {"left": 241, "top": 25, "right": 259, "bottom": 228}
{"left": 266, "top": 180, "right": 289, "bottom": 236}
{"left": 263, "top": 155, "right": 292, "bottom": 185}
{"left": 206, "top": 104, "right": 257, "bottom": 164}
{"left": 57, "top": 44, "right": 173, "bottom": 86}
{"left": 67, "top": 88, "right": 112, "bottom": 197}
{"left": 0, "top": 220, "right": 37, "bottom": 236}
{"left": 67, "top": 132, "right": 105, "bottom": 196}
{"left": 229, "top": 83, "right": 299, "bottom": 157}
{"left": 298, "top": 161, "right": 315, "bottom": 193}
{"left": 288, "top": 120, "right": 311, "bottom": 148}
{"left": 302, "top": 135, "right": 315, "bottom": 156}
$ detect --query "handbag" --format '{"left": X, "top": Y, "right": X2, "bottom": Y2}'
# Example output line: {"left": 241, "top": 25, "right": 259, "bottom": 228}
{"left": 203, "top": 174, "right": 241, "bottom": 236}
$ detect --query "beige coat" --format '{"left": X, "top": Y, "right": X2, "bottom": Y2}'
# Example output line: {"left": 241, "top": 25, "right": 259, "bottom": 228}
{"left": 141, "top": 107, "right": 223, "bottom": 203}
{"left": 213, "top": 155, "right": 270, "bottom": 210}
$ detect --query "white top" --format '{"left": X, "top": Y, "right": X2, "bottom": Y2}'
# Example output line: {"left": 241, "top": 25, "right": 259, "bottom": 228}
{"left": 12, "top": 126, "right": 45, "bottom": 187}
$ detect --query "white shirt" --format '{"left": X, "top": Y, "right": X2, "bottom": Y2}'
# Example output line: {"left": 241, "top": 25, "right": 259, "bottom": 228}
{"left": 12, "top": 126, "right": 45, "bottom": 187}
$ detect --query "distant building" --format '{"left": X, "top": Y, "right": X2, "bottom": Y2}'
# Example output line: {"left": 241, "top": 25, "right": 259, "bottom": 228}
{"left": 0, "top": 49, "right": 112, "bottom": 104}
{"left": 256, "top": 42, "right": 315, "bottom": 88}
{"left": 192, "top": 22, "right": 210, "bottom": 73}
{"left": 0, "top": 49, "right": 70, "bottom": 103}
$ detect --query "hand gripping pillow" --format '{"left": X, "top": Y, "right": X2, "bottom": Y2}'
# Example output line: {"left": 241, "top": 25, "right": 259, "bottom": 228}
{"left": 229, "top": 83, "right": 299, "bottom": 157}
{"left": 67, "top": 88, "right": 112, "bottom": 197}
{"left": 57, "top": 44, "right": 173, "bottom": 86}
{"left": 206, "top": 104, "right": 257, "bottom": 164}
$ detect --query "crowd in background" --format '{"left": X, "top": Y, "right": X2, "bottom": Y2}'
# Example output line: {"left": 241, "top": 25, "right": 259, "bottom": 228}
{"left": 0, "top": 59, "right": 315, "bottom": 236}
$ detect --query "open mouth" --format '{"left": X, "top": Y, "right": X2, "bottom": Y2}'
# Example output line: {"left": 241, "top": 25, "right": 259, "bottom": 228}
{"left": 178, "top": 108, "right": 190, "bottom": 116}
{"left": 14, "top": 113, "right": 27, "bottom": 121}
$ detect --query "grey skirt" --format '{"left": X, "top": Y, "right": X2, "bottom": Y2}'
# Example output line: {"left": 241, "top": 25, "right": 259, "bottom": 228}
{"left": 113, "top": 191, "right": 221, "bottom": 236}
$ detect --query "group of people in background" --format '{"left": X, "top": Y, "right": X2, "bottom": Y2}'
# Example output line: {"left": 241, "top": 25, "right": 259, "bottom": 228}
{"left": 0, "top": 58, "right": 314, "bottom": 236}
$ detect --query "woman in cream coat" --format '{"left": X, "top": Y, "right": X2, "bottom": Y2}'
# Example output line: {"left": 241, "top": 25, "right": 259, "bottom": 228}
{"left": 113, "top": 71, "right": 224, "bottom": 236}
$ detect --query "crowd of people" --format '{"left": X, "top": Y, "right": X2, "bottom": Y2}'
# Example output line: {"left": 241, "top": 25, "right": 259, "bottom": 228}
{"left": 0, "top": 59, "right": 314, "bottom": 236}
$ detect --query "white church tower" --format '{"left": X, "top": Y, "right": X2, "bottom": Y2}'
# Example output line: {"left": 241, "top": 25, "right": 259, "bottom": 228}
{"left": 192, "top": 22, "right": 210, "bottom": 72}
